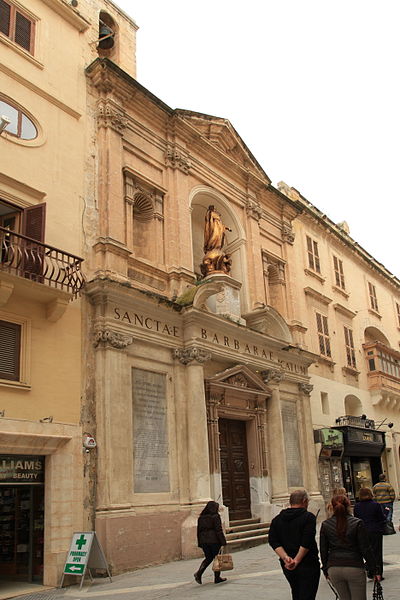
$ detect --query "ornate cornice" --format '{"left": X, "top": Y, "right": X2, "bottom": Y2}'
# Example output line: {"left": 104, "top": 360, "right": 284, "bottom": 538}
{"left": 260, "top": 369, "right": 283, "bottom": 384}
{"left": 173, "top": 347, "right": 211, "bottom": 365}
{"left": 299, "top": 382, "right": 313, "bottom": 395}
{"left": 165, "top": 143, "right": 191, "bottom": 174}
{"left": 97, "top": 100, "right": 127, "bottom": 134}
{"left": 282, "top": 223, "right": 295, "bottom": 244}
{"left": 245, "top": 198, "right": 263, "bottom": 221}
{"left": 94, "top": 329, "right": 134, "bottom": 350}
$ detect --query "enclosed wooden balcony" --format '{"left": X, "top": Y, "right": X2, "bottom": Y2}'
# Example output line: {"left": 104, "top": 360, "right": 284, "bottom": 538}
{"left": 0, "top": 226, "right": 84, "bottom": 320}
{"left": 363, "top": 341, "right": 400, "bottom": 407}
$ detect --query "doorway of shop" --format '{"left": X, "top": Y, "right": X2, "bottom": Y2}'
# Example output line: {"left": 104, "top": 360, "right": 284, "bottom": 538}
{"left": 219, "top": 418, "right": 251, "bottom": 520}
{"left": 0, "top": 485, "right": 44, "bottom": 582}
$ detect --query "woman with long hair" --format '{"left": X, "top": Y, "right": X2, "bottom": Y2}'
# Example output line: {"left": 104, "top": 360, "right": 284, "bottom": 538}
{"left": 354, "top": 487, "right": 385, "bottom": 579}
{"left": 194, "top": 500, "right": 227, "bottom": 585}
{"left": 320, "top": 494, "right": 380, "bottom": 600}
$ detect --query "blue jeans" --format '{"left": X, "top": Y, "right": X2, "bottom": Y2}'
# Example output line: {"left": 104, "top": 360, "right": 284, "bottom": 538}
{"left": 380, "top": 502, "right": 393, "bottom": 521}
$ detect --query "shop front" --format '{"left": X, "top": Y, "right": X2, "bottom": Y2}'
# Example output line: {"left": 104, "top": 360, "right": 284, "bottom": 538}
{"left": 314, "top": 428, "right": 344, "bottom": 506}
{"left": 334, "top": 415, "right": 385, "bottom": 502}
{"left": 0, "top": 456, "right": 44, "bottom": 582}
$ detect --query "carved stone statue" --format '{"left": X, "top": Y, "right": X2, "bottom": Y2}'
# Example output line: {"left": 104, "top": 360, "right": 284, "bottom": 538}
{"left": 201, "top": 205, "right": 232, "bottom": 277}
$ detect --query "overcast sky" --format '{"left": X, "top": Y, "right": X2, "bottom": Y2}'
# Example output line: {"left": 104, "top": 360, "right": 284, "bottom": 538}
{"left": 115, "top": 0, "right": 399, "bottom": 278}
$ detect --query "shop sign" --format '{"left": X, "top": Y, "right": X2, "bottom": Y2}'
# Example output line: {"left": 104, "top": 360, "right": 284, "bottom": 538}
{"left": 0, "top": 455, "right": 44, "bottom": 484}
{"left": 61, "top": 532, "right": 111, "bottom": 589}
{"left": 320, "top": 429, "right": 343, "bottom": 447}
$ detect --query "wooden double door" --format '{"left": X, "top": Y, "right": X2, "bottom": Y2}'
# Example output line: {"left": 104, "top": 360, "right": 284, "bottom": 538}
{"left": 219, "top": 419, "right": 251, "bottom": 520}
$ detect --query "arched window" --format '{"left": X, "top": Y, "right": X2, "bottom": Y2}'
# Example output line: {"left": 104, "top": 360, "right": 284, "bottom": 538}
{"left": 0, "top": 98, "right": 37, "bottom": 140}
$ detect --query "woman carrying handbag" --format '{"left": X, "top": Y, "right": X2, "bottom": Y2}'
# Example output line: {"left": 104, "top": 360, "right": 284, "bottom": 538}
{"left": 194, "top": 500, "right": 228, "bottom": 585}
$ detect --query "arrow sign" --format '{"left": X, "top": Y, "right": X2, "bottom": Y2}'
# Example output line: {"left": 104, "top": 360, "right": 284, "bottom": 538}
{"left": 64, "top": 563, "right": 85, "bottom": 574}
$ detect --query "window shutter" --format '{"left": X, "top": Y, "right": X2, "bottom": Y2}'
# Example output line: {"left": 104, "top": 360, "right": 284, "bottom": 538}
{"left": 15, "top": 10, "right": 31, "bottom": 51}
{"left": 0, "top": 320, "right": 21, "bottom": 381}
{"left": 0, "top": 0, "right": 10, "bottom": 36}
{"left": 22, "top": 203, "right": 46, "bottom": 242}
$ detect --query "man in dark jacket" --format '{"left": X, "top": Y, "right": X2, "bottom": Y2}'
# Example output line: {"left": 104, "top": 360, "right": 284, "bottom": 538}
{"left": 268, "top": 489, "right": 320, "bottom": 600}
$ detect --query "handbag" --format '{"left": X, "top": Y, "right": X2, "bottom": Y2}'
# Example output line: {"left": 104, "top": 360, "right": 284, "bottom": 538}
{"left": 382, "top": 520, "right": 396, "bottom": 535}
{"left": 212, "top": 549, "right": 234, "bottom": 571}
{"left": 372, "top": 579, "right": 384, "bottom": 600}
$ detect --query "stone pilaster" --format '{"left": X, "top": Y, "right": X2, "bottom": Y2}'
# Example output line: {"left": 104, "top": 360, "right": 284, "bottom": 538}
{"left": 298, "top": 382, "right": 320, "bottom": 497}
{"left": 266, "top": 385, "right": 288, "bottom": 499}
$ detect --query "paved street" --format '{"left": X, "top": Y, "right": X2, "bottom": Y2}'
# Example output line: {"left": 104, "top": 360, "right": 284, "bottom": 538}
{"left": 50, "top": 503, "right": 400, "bottom": 600}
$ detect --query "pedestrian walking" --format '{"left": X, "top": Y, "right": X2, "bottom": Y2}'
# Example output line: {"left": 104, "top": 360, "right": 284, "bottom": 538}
{"left": 373, "top": 474, "right": 396, "bottom": 522}
{"left": 327, "top": 487, "right": 348, "bottom": 517}
{"left": 320, "top": 494, "right": 380, "bottom": 600}
{"left": 268, "top": 489, "right": 320, "bottom": 600}
{"left": 354, "top": 487, "right": 385, "bottom": 579}
{"left": 194, "top": 500, "right": 227, "bottom": 585}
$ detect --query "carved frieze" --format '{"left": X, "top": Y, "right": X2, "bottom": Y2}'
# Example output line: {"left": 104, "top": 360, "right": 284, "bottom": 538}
{"left": 282, "top": 223, "right": 295, "bottom": 245}
{"left": 225, "top": 374, "right": 248, "bottom": 387}
{"left": 299, "top": 383, "right": 314, "bottom": 395}
{"left": 165, "top": 143, "right": 191, "bottom": 174}
{"left": 94, "top": 329, "right": 134, "bottom": 349}
{"left": 260, "top": 369, "right": 283, "bottom": 384}
{"left": 173, "top": 347, "right": 211, "bottom": 365}
{"left": 245, "top": 198, "right": 263, "bottom": 221}
{"left": 97, "top": 101, "right": 127, "bottom": 134}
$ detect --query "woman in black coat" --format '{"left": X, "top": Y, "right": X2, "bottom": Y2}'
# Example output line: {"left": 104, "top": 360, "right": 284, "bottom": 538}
{"left": 354, "top": 487, "right": 386, "bottom": 579}
{"left": 194, "top": 500, "right": 227, "bottom": 584}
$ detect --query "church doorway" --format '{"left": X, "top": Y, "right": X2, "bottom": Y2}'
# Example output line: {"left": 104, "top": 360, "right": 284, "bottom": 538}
{"left": 219, "top": 418, "right": 251, "bottom": 520}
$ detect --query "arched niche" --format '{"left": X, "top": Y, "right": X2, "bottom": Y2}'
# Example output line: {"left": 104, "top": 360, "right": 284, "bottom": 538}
{"left": 190, "top": 186, "right": 248, "bottom": 309}
{"left": 364, "top": 326, "right": 390, "bottom": 346}
{"left": 344, "top": 394, "right": 363, "bottom": 416}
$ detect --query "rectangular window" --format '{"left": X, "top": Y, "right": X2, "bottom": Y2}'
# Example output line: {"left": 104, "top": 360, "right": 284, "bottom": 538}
{"left": 396, "top": 302, "right": 400, "bottom": 328}
{"left": 344, "top": 326, "right": 357, "bottom": 369}
{"left": 333, "top": 255, "right": 345, "bottom": 289}
{"left": 316, "top": 312, "right": 331, "bottom": 357}
{"left": 306, "top": 235, "right": 321, "bottom": 273}
{"left": 0, "top": 0, "right": 34, "bottom": 53}
{"left": 0, "top": 320, "right": 21, "bottom": 380}
{"left": 321, "top": 392, "right": 329, "bottom": 415}
{"left": 368, "top": 282, "right": 379, "bottom": 312}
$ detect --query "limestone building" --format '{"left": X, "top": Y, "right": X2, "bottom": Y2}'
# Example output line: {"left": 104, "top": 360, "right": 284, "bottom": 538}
{"left": 0, "top": 0, "right": 137, "bottom": 587}
{"left": 277, "top": 183, "right": 400, "bottom": 505}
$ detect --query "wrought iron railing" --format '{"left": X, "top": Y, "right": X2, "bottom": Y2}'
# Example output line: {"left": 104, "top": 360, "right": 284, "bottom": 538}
{"left": 335, "top": 415, "right": 375, "bottom": 429}
{"left": 0, "top": 226, "right": 84, "bottom": 297}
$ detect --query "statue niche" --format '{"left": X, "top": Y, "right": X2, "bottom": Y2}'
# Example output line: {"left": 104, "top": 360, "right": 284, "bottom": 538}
{"left": 201, "top": 205, "right": 232, "bottom": 277}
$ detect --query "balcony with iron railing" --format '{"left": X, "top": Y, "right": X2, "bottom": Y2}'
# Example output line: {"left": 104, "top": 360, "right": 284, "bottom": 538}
{"left": 363, "top": 341, "right": 400, "bottom": 405}
{"left": 0, "top": 226, "right": 84, "bottom": 319}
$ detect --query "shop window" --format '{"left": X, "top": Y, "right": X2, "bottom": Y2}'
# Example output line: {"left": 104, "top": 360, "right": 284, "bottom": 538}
{"left": 344, "top": 326, "right": 356, "bottom": 369}
{"left": 368, "top": 282, "right": 379, "bottom": 312}
{"left": 0, "top": 320, "right": 21, "bottom": 380}
{"left": 316, "top": 312, "right": 331, "bottom": 357}
{"left": 306, "top": 235, "right": 321, "bottom": 273}
{"left": 333, "top": 255, "right": 345, "bottom": 289}
{"left": 0, "top": 98, "right": 37, "bottom": 140}
{"left": 0, "top": 0, "right": 35, "bottom": 54}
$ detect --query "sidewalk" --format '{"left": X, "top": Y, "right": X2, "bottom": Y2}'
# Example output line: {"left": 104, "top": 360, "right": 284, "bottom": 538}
{"left": 11, "top": 502, "right": 400, "bottom": 600}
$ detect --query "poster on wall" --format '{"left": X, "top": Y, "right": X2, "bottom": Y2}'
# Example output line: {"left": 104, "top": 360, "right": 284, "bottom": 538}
{"left": 132, "top": 368, "right": 170, "bottom": 493}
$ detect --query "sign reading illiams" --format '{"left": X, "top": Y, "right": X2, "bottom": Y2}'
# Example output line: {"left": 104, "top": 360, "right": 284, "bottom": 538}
{"left": 0, "top": 455, "right": 44, "bottom": 484}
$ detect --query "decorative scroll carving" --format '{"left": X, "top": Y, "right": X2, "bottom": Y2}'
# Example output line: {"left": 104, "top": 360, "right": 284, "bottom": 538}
{"left": 94, "top": 329, "right": 134, "bottom": 349}
{"left": 299, "top": 383, "right": 314, "bottom": 395}
{"left": 97, "top": 101, "right": 127, "bottom": 134}
{"left": 173, "top": 347, "right": 211, "bottom": 365}
{"left": 260, "top": 369, "right": 283, "bottom": 384}
{"left": 282, "top": 223, "right": 295, "bottom": 244}
{"left": 225, "top": 374, "right": 248, "bottom": 387}
{"left": 165, "top": 143, "right": 191, "bottom": 174}
{"left": 245, "top": 198, "right": 263, "bottom": 221}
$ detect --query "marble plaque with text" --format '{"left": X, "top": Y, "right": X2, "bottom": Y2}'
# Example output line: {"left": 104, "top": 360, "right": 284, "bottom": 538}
{"left": 132, "top": 368, "right": 170, "bottom": 493}
{"left": 281, "top": 400, "right": 302, "bottom": 487}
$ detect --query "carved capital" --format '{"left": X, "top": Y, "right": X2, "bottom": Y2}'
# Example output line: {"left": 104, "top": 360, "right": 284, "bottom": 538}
{"left": 282, "top": 223, "right": 295, "bottom": 244}
{"left": 94, "top": 329, "right": 134, "bottom": 349}
{"left": 245, "top": 198, "right": 263, "bottom": 221}
{"left": 299, "top": 383, "right": 313, "bottom": 395}
{"left": 97, "top": 100, "right": 127, "bottom": 134}
{"left": 173, "top": 347, "right": 211, "bottom": 365}
{"left": 165, "top": 143, "right": 191, "bottom": 174}
{"left": 260, "top": 369, "right": 283, "bottom": 384}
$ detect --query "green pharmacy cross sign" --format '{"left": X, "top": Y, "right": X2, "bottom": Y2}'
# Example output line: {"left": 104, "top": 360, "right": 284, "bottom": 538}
{"left": 60, "top": 532, "right": 112, "bottom": 590}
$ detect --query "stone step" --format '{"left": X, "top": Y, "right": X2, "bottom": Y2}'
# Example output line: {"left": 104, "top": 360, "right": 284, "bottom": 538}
{"left": 226, "top": 526, "right": 269, "bottom": 541}
{"left": 226, "top": 533, "right": 269, "bottom": 550}
{"left": 227, "top": 522, "right": 270, "bottom": 534}
{"left": 229, "top": 517, "right": 260, "bottom": 527}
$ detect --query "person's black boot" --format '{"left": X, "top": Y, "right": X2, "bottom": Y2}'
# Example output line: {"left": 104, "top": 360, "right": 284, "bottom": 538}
{"left": 194, "top": 559, "right": 208, "bottom": 584}
{"left": 214, "top": 571, "right": 227, "bottom": 584}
